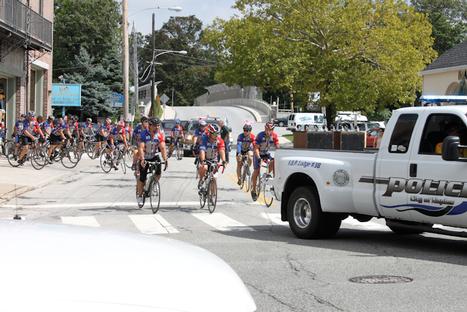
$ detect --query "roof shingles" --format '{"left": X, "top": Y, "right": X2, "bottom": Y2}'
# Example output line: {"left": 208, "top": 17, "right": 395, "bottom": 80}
{"left": 424, "top": 40, "right": 467, "bottom": 71}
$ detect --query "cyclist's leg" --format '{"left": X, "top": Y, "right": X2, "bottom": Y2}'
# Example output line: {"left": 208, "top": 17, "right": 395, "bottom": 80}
{"left": 136, "top": 160, "right": 148, "bottom": 196}
{"left": 154, "top": 155, "right": 162, "bottom": 182}
{"left": 18, "top": 137, "right": 30, "bottom": 161}
{"left": 236, "top": 153, "right": 242, "bottom": 182}
{"left": 198, "top": 163, "right": 207, "bottom": 186}
{"left": 269, "top": 157, "right": 275, "bottom": 176}
{"left": 251, "top": 155, "right": 261, "bottom": 191}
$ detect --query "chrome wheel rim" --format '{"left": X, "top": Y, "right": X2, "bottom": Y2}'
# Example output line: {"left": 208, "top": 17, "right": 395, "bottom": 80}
{"left": 293, "top": 198, "right": 312, "bottom": 229}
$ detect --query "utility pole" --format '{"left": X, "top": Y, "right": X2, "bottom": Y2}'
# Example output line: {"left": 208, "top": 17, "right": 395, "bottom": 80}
{"left": 122, "top": 0, "right": 129, "bottom": 120}
{"left": 171, "top": 87, "right": 174, "bottom": 107}
{"left": 150, "top": 13, "right": 156, "bottom": 116}
{"left": 132, "top": 23, "right": 138, "bottom": 119}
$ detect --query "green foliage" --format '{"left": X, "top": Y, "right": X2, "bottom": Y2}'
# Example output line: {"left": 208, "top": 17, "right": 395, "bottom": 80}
{"left": 53, "top": 0, "right": 122, "bottom": 117}
{"left": 411, "top": 0, "right": 466, "bottom": 54}
{"left": 63, "top": 48, "right": 114, "bottom": 118}
{"left": 203, "top": 0, "right": 436, "bottom": 122}
{"left": 136, "top": 16, "right": 217, "bottom": 106}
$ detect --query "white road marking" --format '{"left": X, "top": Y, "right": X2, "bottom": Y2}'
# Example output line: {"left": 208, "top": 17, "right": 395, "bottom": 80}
{"left": 129, "top": 214, "right": 177, "bottom": 235}
{"left": 191, "top": 212, "right": 254, "bottom": 232}
{"left": 61, "top": 216, "right": 100, "bottom": 227}
{"left": 341, "top": 217, "right": 389, "bottom": 231}
{"left": 0, "top": 201, "right": 232, "bottom": 209}
{"left": 153, "top": 214, "right": 179, "bottom": 234}
{"left": 261, "top": 212, "right": 287, "bottom": 225}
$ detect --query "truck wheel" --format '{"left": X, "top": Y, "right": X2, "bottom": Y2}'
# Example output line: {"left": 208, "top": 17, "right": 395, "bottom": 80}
{"left": 287, "top": 187, "right": 341, "bottom": 239}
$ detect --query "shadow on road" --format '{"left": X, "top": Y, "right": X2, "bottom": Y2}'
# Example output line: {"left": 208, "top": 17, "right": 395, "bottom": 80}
{"left": 216, "top": 226, "right": 467, "bottom": 266}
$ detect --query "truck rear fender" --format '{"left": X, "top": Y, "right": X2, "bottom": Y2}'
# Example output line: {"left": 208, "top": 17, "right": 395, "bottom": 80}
{"left": 281, "top": 173, "right": 319, "bottom": 222}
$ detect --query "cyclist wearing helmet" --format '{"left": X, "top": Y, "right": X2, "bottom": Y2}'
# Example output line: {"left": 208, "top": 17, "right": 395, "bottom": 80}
{"left": 83, "top": 118, "right": 95, "bottom": 137}
{"left": 251, "top": 121, "right": 279, "bottom": 201}
{"left": 110, "top": 121, "right": 128, "bottom": 149}
{"left": 136, "top": 117, "right": 168, "bottom": 205}
{"left": 131, "top": 116, "right": 149, "bottom": 170}
{"left": 236, "top": 123, "right": 255, "bottom": 185}
{"left": 18, "top": 112, "right": 43, "bottom": 164}
{"left": 169, "top": 119, "right": 184, "bottom": 157}
{"left": 94, "top": 117, "right": 112, "bottom": 157}
{"left": 198, "top": 124, "right": 226, "bottom": 188}
{"left": 192, "top": 119, "right": 207, "bottom": 157}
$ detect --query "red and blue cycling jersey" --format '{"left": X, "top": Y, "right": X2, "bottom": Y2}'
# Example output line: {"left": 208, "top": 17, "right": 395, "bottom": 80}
{"left": 254, "top": 131, "right": 279, "bottom": 156}
{"left": 237, "top": 132, "right": 255, "bottom": 154}
{"left": 199, "top": 134, "right": 225, "bottom": 160}
{"left": 171, "top": 125, "right": 184, "bottom": 138}
{"left": 111, "top": 127, "right": 126, "bottom": 142}
{"left": 140, "top": 129, "right": 165, "bottom": 160}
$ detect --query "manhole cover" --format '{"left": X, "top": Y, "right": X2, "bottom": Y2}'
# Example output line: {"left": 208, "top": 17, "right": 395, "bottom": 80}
{"left": 348, "top": 275, "right": 413, "bottom": 284}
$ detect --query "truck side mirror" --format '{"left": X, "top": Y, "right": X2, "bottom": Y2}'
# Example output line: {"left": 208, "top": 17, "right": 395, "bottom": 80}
{"left": 442, "top": 136, "right": 460, "bottom": 161}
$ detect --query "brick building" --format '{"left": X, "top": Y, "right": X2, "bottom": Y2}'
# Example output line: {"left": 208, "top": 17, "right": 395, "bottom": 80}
{"left": 0, "top": 0, "right": 53, "bottom": 139}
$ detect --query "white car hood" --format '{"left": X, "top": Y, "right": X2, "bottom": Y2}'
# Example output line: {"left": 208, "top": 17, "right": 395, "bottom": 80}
{"left": 0, "top": 221, "right": 256, "bottom": 312}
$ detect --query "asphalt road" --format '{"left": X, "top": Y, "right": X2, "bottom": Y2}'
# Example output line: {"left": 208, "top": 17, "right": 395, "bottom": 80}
{"left": 1, "top": 107, "right": 467, "bottom": 311}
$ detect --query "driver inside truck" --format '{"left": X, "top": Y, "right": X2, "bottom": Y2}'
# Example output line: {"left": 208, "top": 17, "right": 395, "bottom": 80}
{"left": 435, "top": 121, "right": 467, "bottom": 156}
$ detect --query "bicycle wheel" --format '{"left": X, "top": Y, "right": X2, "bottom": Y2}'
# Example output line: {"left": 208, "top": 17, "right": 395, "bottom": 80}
{"left": 31, "top": 146, "right": 46, "bottom": 170}
{"left": 199, "top": 178, "right": 207, "bottom": 209}
{"left": 85, "top": 141, "right": 97, "bottom": 159}
{"left": 207, "top": 178, "right": 218, "bottom": 213}
{"left": 177, "top": 144, "right": 183, "bottom": 160}
{"left": 244, "top": 166, "right": 251, "bottom": 192}
{"left": 6, "top": 142, "right": 21, "bottom": 167}
{"left": 61, "top": 147, "right": 81, "bottom": 169}
{"left": 119, "top": 153, "right": 127, "bottom": 174}
{"left": 124, "top": 148, "right": 134, "bottom": 169}
{"left": 99, "top": 151, "right": 113, "bottom": 173}
{"left": 262, "top": 174, "right": 274, "bottom": 207}
{"left": 149, "top": 179, "right": 161, "bottom": 214}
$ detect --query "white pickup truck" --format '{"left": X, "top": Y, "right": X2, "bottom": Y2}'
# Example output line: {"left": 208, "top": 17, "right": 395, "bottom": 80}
{"left": 274, "top": 105, "right": 467, "bottom": 239}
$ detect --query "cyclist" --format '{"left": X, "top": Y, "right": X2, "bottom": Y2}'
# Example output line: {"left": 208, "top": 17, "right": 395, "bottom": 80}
{"left": 198, "top": 124, "right": 226, "bottom": 191}
{"left": 131, "top": 116, "right": 149, "bottom": 170}
{"left": 251, "top": 121, "right": 279, "bottom": 201}
{"left": 18, "top": 112, "right": 42, "bottom": 164}
{"left": 125, "top": 120, "right": 133, "bottom": 144}
{"left": 41, "top": 116, "right": 54, "bottom": 138}
{"left": 136, "top": 117, "right": 168, "bottom": 206}
{"left": 169, "top": 119, "right": 184, "bottom": 157}
{"left": 94, "top": 117, "right": 111, "bottom": 157}
{"left": 47, "top": 117, "right": 66, "bottom": 161}
{"left": 236, "top": 123, "right": 255, "bottom": 185}
{"left": 192, "top": 119, "right": 207, "bottom": 160}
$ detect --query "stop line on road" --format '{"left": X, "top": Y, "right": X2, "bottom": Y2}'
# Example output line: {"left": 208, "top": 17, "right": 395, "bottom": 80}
{"left": 53, "top": 211, "right": 390, "bottom": 235}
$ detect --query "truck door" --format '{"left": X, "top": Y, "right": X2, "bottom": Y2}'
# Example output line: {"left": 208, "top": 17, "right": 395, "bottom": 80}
{"left": 375, "top": 114, "right": 419, "bottom": 220}
{"left": 409, "top": 113, "right": 467, "bottom": 227}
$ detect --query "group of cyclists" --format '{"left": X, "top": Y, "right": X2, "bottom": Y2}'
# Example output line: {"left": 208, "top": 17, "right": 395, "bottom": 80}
{"left": 3, "top": 112, "right": 280, "bottom": 204}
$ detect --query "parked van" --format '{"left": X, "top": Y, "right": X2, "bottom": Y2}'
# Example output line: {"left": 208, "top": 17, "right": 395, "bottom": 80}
{"left": 287, "top": 113, "right": 326, "bottom": 131}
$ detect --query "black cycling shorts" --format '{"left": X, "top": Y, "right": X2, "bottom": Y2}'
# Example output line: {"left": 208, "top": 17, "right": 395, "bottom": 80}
{"left": 20, "top": 135, "right": 32, "bottom": 145}
{"left": 139, "top": 155, "right": 162, "bottom": 183}
{"left": 49, "top": 134, "right": 62, "bottom": 144}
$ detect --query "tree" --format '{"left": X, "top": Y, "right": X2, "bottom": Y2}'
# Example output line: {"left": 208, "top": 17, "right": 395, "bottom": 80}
{"left": 53, "top": 0, "right": 122, "bottom": 117}
{"left": 63, "top": 48, "right": 114, "bottom": 118}
{"left": 203, "top": 0, "right": 436, "bottom": 123}
{"left": 137, "top": 16, "right": 217, "bottom": 106}
{"left": 411, "top": 0, "right": 466, "bottom": 55}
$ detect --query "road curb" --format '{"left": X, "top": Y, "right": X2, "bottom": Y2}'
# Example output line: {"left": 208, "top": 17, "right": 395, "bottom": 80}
{"left": 237, "top": 106, "right": 262, "bottom": 122}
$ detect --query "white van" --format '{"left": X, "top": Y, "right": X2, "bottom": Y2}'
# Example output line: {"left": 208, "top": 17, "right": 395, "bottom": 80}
{"left": 287, "top": 113, "right": 326, "bottom": 131}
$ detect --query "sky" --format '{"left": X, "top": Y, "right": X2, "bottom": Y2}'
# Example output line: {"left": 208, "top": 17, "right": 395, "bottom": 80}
{"left": 128, "top": 0, "right": 238, "bottom": 34}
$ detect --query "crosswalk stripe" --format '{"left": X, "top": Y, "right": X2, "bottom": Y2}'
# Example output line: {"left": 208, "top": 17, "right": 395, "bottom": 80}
{"left": 341, "top": 217, "right": 389, "bottom": 231}
{"left": 61, "top": 216, "right": 100, "bottom": 227}
{"left": 261, "top": 212, "right": 287, "bottom": 225}
{"left": 129, "top": 214, "right": 176, "bottom": 234}
{"left": 153, "top": 214, "right": 179, "bottom": 234}
{"left": 191, "top": 212, "right": 254, "bottom": 232}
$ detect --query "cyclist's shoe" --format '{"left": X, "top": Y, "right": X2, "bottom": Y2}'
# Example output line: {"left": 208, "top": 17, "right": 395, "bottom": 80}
{"left": 237, "top": 178, "right": 242, "bottom": 186}
{"left": 137, "top": 196, "right": 144, "bottom": 207}
{"left": 251, "top": 190, "right": 258, "bottom": 201}
{"left": 131, "top": 163, "right": 136, "bottom": 171}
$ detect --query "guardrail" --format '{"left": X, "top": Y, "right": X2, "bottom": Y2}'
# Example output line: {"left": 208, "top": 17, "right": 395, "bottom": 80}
{"left": 0, "top": 0, "right": 52, "bottom": 50}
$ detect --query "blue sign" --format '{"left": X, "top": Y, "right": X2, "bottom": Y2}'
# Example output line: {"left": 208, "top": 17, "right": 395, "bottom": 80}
{"left": 52, "top": 84, "right": 81, "bottom": 107}
{"left": 111, "top": 92, "right": 124, "bottom": 108}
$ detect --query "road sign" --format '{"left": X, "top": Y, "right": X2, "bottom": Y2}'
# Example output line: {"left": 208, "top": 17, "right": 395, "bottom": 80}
{"left": 51, "top": 84, "right": 82, "bottom": 107}
{"left": 160, "top": 93, "right": 169, "bottom": 105}
{"left": 111, "top": 92, "right": 124, "bottom": 108}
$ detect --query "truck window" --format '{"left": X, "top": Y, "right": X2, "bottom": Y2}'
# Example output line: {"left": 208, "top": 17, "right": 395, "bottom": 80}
{"left": 419, "top": 114, "right": 467, "bottom": 155}
{"left": 388, "top": 114, "right": 418, "bottom": 153}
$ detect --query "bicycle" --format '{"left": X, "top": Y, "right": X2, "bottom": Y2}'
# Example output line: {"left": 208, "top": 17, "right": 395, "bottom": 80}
{"left": 137, "top": 157, "right": 166, "bottom": 213}
{"left": 6, "top": 138, "right": 47, "bottom": 170}
{"left": 174, "top": 137, "right": 183, "bottom": 160}
{"left": 255, "top": 158, "right": 275, "bottom": 207}
{"left": 198, "top": 160, "right": 225, "bottom": 213}
{"left": 239, "top": 154, "right": 251, "bottom": 192}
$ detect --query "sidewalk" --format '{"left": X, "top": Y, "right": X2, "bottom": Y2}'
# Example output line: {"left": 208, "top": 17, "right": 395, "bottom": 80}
{"left": 0, "top": 158, "right": 68, "bottom": 204}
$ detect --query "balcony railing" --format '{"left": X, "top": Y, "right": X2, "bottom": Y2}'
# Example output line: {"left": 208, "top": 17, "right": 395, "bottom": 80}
{"left": 0, "top": 0, "right": 52, "bottom": 51}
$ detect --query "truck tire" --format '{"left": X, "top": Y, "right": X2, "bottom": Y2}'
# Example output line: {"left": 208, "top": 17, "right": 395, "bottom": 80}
{"left": 287, "top": 187, "right": 341, "bottom": 239}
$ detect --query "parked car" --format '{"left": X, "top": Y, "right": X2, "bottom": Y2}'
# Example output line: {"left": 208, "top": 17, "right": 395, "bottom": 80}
{"left": 366, "top": 127, "right": 382, "bottom": 148}
{"left": 273, "top": 117, "right": 288, "bottom": 127}
{"left": 0, "top": 221, "right": 256, "bottom": 311}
